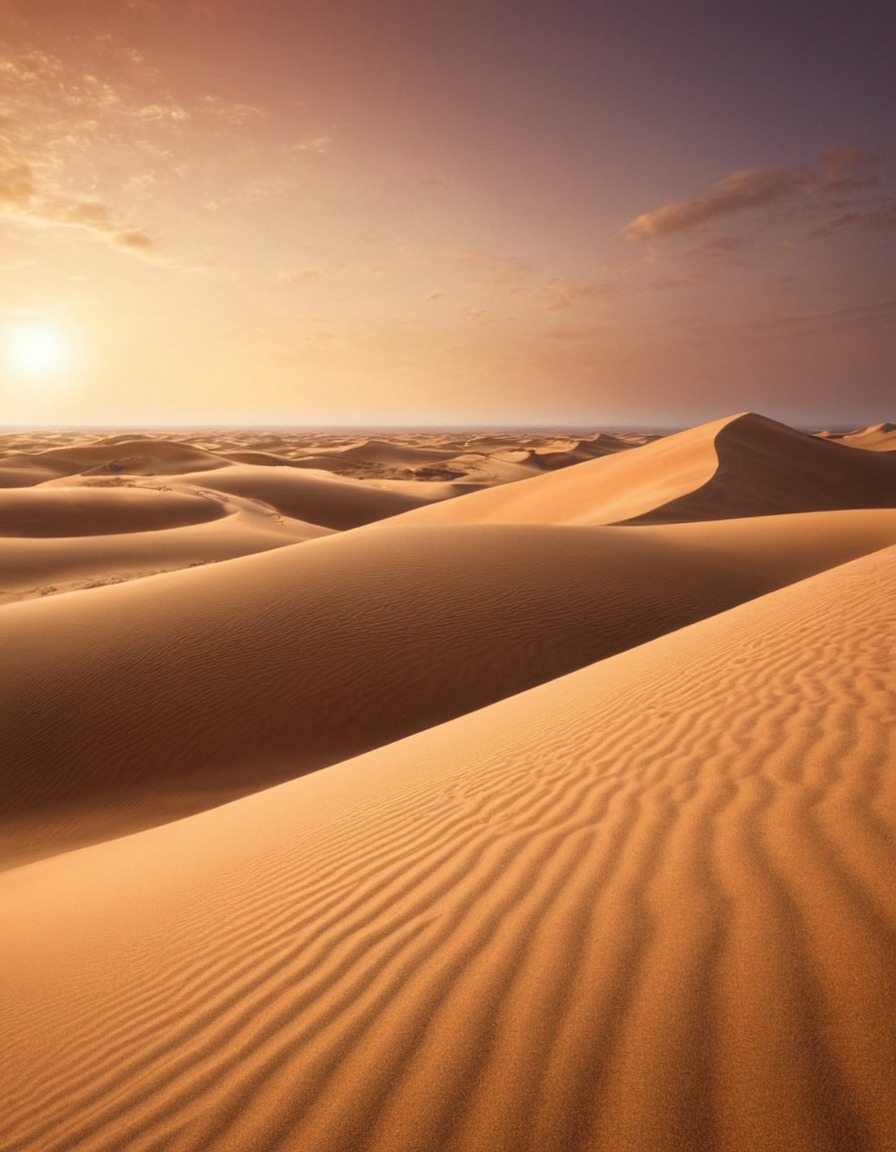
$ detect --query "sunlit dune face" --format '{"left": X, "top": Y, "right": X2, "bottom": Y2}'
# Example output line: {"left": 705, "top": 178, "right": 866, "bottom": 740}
{"left": 2, "top": 319, "right": 76, "bottom": 382}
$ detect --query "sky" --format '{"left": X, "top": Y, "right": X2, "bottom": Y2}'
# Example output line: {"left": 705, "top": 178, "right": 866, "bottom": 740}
{"left": 0, "top": 0, "right": 894, "bottom": 427}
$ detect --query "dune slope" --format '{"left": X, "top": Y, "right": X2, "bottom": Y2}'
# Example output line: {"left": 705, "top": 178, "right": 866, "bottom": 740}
{"left": 1, "top": 543, "right": 894, "bottom": 1152}
{"left": 168, "top": 462, "right": 440, "bottom": 528}
{"left": 631, "top": 411, "right": 896, "bottom": 522}
{"left": 3, "top": 509, "right": 896, "bottom": 867}
{"left": 0, "top": 488, "right": 329, "bottom": 605}
{"left": 389, "top": 412, "right": 896, "bottom": 526}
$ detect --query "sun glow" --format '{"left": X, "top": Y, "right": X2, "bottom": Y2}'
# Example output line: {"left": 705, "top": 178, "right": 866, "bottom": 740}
{"left": 2, "top": 319, "right": 77, "bottom": 381}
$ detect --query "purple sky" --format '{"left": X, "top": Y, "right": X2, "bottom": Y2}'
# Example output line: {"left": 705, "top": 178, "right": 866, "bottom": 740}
{"left": 1, "top": 0, "right": 894, "bottom": 426}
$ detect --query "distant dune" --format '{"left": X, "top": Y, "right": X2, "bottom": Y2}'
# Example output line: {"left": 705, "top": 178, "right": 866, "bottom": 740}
{"left": 0, "top": 413, "right": 894, "bottom": 1151}
{"left": 818, "top": 421, "right": 896, "bottom": 452}
{"left": 389, "top": 412, "right": 896, "bottom": 526}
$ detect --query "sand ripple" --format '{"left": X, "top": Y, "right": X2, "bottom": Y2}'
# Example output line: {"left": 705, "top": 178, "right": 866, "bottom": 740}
{"left": 1, "top": 546, "right": 894, "bottom": 1151}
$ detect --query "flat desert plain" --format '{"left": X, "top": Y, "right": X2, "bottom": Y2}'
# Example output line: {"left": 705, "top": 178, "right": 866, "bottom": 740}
{"left": 1, "top": 411, "right": 896, "bottom": 1151}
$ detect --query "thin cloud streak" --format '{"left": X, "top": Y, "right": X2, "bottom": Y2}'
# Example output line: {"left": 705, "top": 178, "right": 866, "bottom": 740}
{"left": 0, "top": 142, "right": 157, "bottom": 258}
{"left": 625, "top": 144, "right": 877, "bottom": 240}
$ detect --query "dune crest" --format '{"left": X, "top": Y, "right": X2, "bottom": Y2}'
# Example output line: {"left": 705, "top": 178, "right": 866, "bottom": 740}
{"left": 388, "top": 412, "right": 896, "bottom": 526}
{"left": 4, "top": 507, "right": 896, "bottom": 867}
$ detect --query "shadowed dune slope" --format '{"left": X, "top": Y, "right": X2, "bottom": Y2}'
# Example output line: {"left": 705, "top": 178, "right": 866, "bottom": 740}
{"left": 0, "top": 438, "right": 231, "bottom": 485}
{"left": 388, "top": 412, "right": 896, "bottom": 526}
{"left": 628, "top": 412, "right": 896, "bottom": 523}
{"left": 0, "top": 494, "right": 330, "bottom": 605}
{"left": 0, "top": 438, "right": 456, "bottom": 525}
{"left": 3, "top": 509, "right": 896, "bottom": 867}
{"left": 1, "top": 544, "right": 894, "bottom": 1152}
{"left": 173, "top": 463, "right": 440, "bottom": 528}
{"left": 336, "top": 438, "right": 463, "bottom": 465}
{"left": 0, "top": 485, "right": 229, "bottom": 537}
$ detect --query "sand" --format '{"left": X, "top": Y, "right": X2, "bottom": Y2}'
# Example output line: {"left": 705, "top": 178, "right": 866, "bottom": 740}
{"left": 389, "top": 412, "right": 896, "bottom": 525}
{"left": 0, "top": 412, "right": 894, "bottom": 1151}
{"left": 816, "top": 421, "right": 896, "bottom": 452}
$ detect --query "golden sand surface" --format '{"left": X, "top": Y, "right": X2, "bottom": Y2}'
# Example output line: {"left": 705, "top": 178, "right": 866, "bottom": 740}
{"left": 1, "top": 413, "right": 895, "bottom": 1150}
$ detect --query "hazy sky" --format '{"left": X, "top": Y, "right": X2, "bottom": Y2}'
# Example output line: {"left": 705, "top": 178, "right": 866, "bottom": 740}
{"left": 1, "top": 0, "right": 894, "bottom": 426}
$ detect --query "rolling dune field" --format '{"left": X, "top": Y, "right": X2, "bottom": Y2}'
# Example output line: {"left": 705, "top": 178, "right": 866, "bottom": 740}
{"left": 1, "top": 413, "right": 894, "bottom": 1151}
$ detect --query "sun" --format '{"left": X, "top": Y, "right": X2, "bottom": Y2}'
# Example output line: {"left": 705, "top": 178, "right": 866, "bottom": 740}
{"left": 2, "top": 319, "right": 77, "bottom": 381}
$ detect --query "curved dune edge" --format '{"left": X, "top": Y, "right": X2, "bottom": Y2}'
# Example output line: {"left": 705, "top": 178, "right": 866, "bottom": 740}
{"left": 5, "top": 509, "right": 896, "bottom": 868}
{"left": 0, "top": 484, "right": 231, "bottom": 538}
{"left": 0, "top": 492, "right": 330, "bottom": 605}
{"left": 389, "top": 413, "right": 729, "bottom": 526}
{"left": 625, "top": 411, "right": 896, "bottom": 523}
{"left": 389, "top": 412, "right": 896, "bottom": 527}
{"left": 158, "top": 463, "right": 450, "bottom": 528}
{"left": 818, "top": 422, "right": 896, "bottom": 452}
{"left": 1, "top": 545, "right": 894, "bottom": 1152}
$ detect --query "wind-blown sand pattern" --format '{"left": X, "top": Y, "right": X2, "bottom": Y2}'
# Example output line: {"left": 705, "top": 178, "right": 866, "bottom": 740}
{"left": 1, "top": 413, "right": 895, "bottom": 1151}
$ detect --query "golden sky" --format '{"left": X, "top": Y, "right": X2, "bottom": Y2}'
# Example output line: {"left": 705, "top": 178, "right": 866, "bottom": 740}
{"left": 1, "top": 0, "right": 894, "bottom": 426}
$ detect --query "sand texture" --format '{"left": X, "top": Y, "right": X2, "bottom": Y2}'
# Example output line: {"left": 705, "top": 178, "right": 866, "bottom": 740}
{"left": 1, "top": 413, "right": 895, "bottom": 1151}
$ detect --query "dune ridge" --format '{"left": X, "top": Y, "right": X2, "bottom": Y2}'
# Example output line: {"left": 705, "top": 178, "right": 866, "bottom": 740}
{"left": 389, "top": 412, "right": 896, "bottom": 526}
{"left": 817, "top": 422, "right": 896, "bottom": 452}
{"left": 0, "top": 488, "right": 329, "bottom": 605}
{"left": 4, "top": 508, "right": 896, "bottom": 867}
{"left": 1, "top": 543, "right": 894, "bottom": 1151}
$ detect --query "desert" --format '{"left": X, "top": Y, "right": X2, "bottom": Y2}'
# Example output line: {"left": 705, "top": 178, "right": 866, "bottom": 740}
{"left": 3, "top": 1, "right": 893, "bottom": 1146}
{"left": 1, "top": 412, "right": 895, "bottom": 1151}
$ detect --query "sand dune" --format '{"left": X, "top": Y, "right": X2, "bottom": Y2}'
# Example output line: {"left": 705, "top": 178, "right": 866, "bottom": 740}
{"left": 2, "top": 412, "right": 895, "bottom": 1150}
{"left": 1, "top": 543, "right": 894, "bottom": 1152}
{"left": 391, "top": 412, "right": 896, "bottom": 526}
{"left": 0, "top": 483, "right": 228, "bottom": 537}
{"left": 3, "top": 507, "right": 896, "bottom": 867}
{"left": 0, "top": 437, "right": 451, "bottom": 529}
{"left": 0, "top": 437, "right": 230, "bottom": 484}
{"left": 837, "top": 422, "right": 896, "bottom": 452}
{"left": 0, "top": 490, "right": 329, "bottom": 605}
{"left": 1, "top": 429, "right": 615, "bottom": 500}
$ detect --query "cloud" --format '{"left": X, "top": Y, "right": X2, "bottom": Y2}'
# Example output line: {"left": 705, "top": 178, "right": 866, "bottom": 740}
{"left": 549, "top": 325, "right": 593, "bottom": 342}
{"left": 0, "top": 155, "right": 37, "bottom": 206}
{"left": 278, "top": 267, "right": 322, "bottom": 284}
{"left": 625, "top": 145, "right": 877, "bottom": 241}
{"left": 542, "top": 275, "right": 618, "bottom": 311}
{"left": 805, "top": 201, "right": 896, "bottom": 238}
{"left": 424, "top": 291, "right": 444, "bottom": 302}
{"left": 111, "top": 229, "right": 155, "bottom": 253}
{"left": 199, "top": 95, "right": 265, "bottom": 125}
{"left": 137, "top": 102, "right": 189, "bottom": 122}
{"left": 453, "top": 251, "right": 531, "bottom": 286}
{"left": 751, "top": 299, "right": 896, "bottom": 337}
{"left": 288, "top": 135, "right": 333, "bottom": 156}
{"left": 0, "top": 142, "right": 157, "bottom": 259}
{"left": 277, "top": 259, "right": 348, "bottom": 285}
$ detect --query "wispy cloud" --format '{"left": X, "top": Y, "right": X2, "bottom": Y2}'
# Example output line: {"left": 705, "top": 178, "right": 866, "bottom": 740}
{"left": 748, "top": 298, "right": 896, "bottom": 337}
{"left": 625, "top": 145, "right": 877, "bottom": 241}
{"left": 286, "top": 135, "right": 333, "bottom": 157}
{"left": 199, "top": 94, "right": 265, "bottom": 125}
{"left": 277, "top": 260, "right": 347, "bottom": 284}
{"left": 0, "top": 18, "right": 328, "bottom": 264}
{"left": 0, "top": 141, "right": 157, "bottom": 257}
{"left": 804, "top": 200, "right": 896, "bottom": 238}
{"left": 542, "top": 275, "right": 618, "bottom": 311}
{"left": 453, "top": 251, "right": 532, "bottom": 287}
